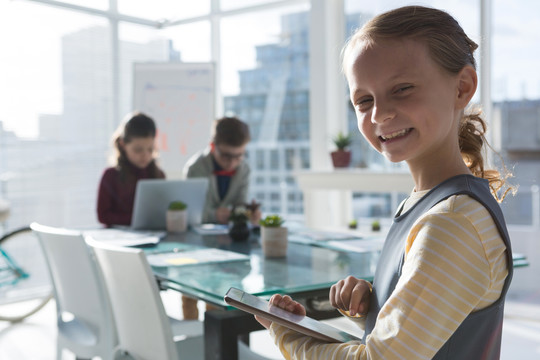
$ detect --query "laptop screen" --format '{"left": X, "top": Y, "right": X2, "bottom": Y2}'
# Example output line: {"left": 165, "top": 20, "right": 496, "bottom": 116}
{"left": 131, "top": 178, "right": 209, "bottom": 230}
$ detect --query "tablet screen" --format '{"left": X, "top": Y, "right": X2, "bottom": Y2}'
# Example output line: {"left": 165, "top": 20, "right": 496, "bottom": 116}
{"left": 224, "top": 287, "right": 361, "bottom": 343}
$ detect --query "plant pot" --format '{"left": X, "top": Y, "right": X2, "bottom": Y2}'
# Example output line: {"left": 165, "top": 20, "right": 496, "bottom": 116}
{"left": 261, "top": 226, "right": 288, "bottom": 258}
{"left": 331, "top": 150, "right": 351, "bottom": 168}
{"left": 166, "top": 209, "right": 187, "bottom": 232}
{"left": 229, "top": 222, "right": 250, "bottom": 242}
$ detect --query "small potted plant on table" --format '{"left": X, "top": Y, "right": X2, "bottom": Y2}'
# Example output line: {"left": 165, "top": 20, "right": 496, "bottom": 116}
{"left": 371, "top": 219, "right": 381, "bottom": 232}
{"left": 331, "top": 131, "right": 353, "bottom": 168}
{"left": 167, "top": 201, "right": 187, "bottom": 232}
{"left": 259, "top": 214, "right": 287, "bottom": 257}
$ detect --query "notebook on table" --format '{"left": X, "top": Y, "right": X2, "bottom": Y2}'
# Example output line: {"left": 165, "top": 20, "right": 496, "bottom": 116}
{"left": 131, "top": 178, "right": 209, "bottom": 230}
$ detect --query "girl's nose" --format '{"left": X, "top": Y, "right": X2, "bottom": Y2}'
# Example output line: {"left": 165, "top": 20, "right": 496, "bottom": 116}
{"left": 371, "top": 101, "right": 395, "bottom": 124}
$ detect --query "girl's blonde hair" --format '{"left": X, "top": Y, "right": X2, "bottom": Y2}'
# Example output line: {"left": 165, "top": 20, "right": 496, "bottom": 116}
{"left": 342, "top": 5, "right": 514, "bottom": 201}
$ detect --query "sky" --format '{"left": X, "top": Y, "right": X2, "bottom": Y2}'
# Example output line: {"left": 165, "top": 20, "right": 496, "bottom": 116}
{"left": 1, "top": 0, "right": 539, "bottom": 138}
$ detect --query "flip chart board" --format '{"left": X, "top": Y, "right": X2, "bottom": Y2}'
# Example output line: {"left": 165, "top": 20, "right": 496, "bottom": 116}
{"left": 133, "top": 62, "right": 215, "bottom": 178}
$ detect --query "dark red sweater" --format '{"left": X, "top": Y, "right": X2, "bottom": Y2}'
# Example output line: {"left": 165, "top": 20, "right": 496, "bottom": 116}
{"left": 96, "top": 163, "right": 165, "bottom": 226}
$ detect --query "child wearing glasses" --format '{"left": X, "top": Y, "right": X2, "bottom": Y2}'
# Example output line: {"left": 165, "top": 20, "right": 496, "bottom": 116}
{"left": 97, "top": 112, "right": 165, "bottom": 227}
{"left": 182, "top": 116, "right": 261, "bottom": 319}
{"left": 183, "top": 116, "right": 261, "bottom": 225}
{"left": 255, "top": 6, "right": 514, "bottom": 359}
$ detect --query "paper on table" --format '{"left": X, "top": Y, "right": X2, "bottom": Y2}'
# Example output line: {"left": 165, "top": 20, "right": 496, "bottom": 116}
{"left": 193, "top": 224, "right": 230, "bottom": 235}
{"left": 147, "top": 248, "right": 249, "bottom": 267}
{"left": 84, "top": 228, "right": 163, "bottom": 247}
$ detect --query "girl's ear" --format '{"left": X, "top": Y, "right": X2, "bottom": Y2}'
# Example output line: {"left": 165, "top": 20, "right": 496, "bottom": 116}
{"left": 456, "top": 65, "right": 478, "bottom": 109}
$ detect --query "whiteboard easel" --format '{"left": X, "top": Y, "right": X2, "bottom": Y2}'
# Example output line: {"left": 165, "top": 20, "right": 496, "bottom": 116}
{"left": 133, "top": 62, "right": 214, "bottom": 179}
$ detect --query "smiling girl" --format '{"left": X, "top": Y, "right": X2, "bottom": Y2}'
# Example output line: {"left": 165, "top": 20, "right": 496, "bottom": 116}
{"left": 256, "top": 6, "right": 514, "bottom": 360}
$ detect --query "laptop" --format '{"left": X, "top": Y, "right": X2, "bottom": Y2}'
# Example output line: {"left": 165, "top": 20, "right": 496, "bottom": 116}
{"left": 131, "top": 178, "right": 209, "bottom": 230}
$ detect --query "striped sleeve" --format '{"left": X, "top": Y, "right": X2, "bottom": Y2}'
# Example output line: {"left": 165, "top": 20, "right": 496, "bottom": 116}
{"left": 268, "top": 195, "right": 508, "bottom": 359}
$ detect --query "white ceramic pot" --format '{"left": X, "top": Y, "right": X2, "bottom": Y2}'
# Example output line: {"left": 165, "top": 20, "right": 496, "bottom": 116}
{"left": 261, "top": 226, "right": 288, "bottom": 258}
{"left": 166, "top": 209, "right": 187, "bottom": 232}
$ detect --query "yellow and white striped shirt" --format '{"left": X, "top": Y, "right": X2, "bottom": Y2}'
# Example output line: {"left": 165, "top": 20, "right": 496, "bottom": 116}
{"left": 269, "top": 193, "right": 509, "bottom": 359}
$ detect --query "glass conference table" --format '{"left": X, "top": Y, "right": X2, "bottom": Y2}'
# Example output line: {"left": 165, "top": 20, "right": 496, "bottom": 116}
{"left": 142, "top": 228, "right": 380, "bottom": 360}
{"left": 139, "top": 227, "right": 528, "bottom": 360}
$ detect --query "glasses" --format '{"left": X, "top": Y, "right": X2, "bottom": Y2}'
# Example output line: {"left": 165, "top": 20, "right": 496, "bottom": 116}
{"left": 215, "top": 146, "right": 246, "bottom": 161}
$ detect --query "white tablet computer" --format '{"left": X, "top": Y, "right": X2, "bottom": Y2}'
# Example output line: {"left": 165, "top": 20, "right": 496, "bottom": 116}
{"left": 224, "top": 287, "right": 361, "bottom": 343}
{"left": 131, "top": 178, "right": 209, "bottom": 230}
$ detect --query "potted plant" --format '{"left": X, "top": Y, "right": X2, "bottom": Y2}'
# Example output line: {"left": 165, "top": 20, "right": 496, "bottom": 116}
{"left": 371, "top": 219, "right": 381, "bottom": 232}
{"left": 166, "top": 200, "right": 188, "bottom": 232}
{"left": 348, "top": 219, "right": 358, "bottom": 229}
{"left": 259, "top": 214, "right": 287, "bottom": 257}
{"left": 331, "top": 131, "right": 353, "bottom": 168}
{"left": 228, "top": 205, "right": 251, "bottom": 242}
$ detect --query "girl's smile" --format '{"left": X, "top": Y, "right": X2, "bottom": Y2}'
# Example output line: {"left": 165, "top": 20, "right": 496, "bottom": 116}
{"left": 379, "top": 128, "right": 412, "bottom": 142}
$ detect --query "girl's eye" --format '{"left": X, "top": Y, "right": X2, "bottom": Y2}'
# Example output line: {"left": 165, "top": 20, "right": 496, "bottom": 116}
{"left": 395, "top": 85, "right": 413, "bottom": 94}
{"left": 354, "top": 97, "right": 373, "bottom": 111}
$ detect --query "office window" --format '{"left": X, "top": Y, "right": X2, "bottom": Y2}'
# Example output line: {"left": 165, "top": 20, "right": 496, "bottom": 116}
{"left": 255, "top": 149, "right": 265, "bottom": 170}
{"left": 0, "top": 1, "right": 110, "bottom": 228}
{"left": 221, "top": 3, "right": 309, "bottom": 217}
{"left": 269, "top": 149, "right": 279, "bottom": 170}
{"left": 285, "top": 149, "right": 295, "bottom": 170}
{"left": 493, "top": 0, "right": 540, "bottom": 102}
{"left": 300, "top": 148, "right": 310, "bottom": 169}
{"left": 221, "top": 0, "right": 284, "bottom": 11}
{"left": 492, "top": 0, "right": 540, "bottom": 227}
{"left": 118, "top": 1, "right": 210, "bottom": 21}
{"left": 160, "top": 22, "right": 211, "bottom": 62}
{"left": 61, "top": 0, "right": 108, "bottom": 10}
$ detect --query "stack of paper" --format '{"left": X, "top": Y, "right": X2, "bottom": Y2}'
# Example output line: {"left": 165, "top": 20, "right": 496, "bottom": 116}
{"left": 147, "top": 248, "right": 249, "bottom": 267}
{"left": 84, "top": 228, "right": 164, "bottom": 247}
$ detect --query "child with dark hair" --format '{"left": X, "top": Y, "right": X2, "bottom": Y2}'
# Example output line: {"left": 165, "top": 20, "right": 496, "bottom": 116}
{"left": 182, "top": 116, "right": 261, "bottom": 320}
{"left": 183, "top": 116, "right": 261, "bottom": 225}
{"left": 97, "top": 112, "right": 165, "bottom": 227}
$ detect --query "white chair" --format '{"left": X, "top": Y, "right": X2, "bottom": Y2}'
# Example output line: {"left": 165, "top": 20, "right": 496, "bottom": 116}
{"left": 30, "top": 222, "right": 117, "bottom": 360}
{"left": 87, "top": 239, "right": 204, "bottom": 360}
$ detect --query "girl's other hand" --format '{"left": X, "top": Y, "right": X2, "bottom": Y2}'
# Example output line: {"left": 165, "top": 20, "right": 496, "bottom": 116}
{"left": 330, "top": 276, "right": 372, "bottom": 317}
{"left": 255, "top": 294, "right": 306, "bottom": 329}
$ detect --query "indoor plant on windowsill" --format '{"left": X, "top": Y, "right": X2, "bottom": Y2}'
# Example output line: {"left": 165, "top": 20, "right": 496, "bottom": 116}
{"left": 228, "top": 205, "right": 251, "bottom": 242}
{"left": 259, "top": 214, "right": 287, "bottom": 257}
{"left": 166, "top": 200, "right": 187, "bottom": 232}
{"left": 331, "top": 131, "right": 352, "bottom": 168}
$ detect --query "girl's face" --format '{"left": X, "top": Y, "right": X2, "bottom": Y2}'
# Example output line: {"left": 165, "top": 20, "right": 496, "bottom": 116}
{"left": 121, "top": 136, "right": 156, "bottom": 169}
{"left": 345, "top": 38, "right": 466, "bottom": 168}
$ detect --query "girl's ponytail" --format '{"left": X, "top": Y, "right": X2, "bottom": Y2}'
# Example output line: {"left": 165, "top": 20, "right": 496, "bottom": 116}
{"left": 459, "top": 110, "right": 515, "bottom": 201}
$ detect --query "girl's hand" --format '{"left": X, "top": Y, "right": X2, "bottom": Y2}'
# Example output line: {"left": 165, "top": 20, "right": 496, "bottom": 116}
{"left": 330, "top": 276, "right": 372, "bottom": 317}
{"left": 255, "top": 294, "right": 306, "bottom": 329}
